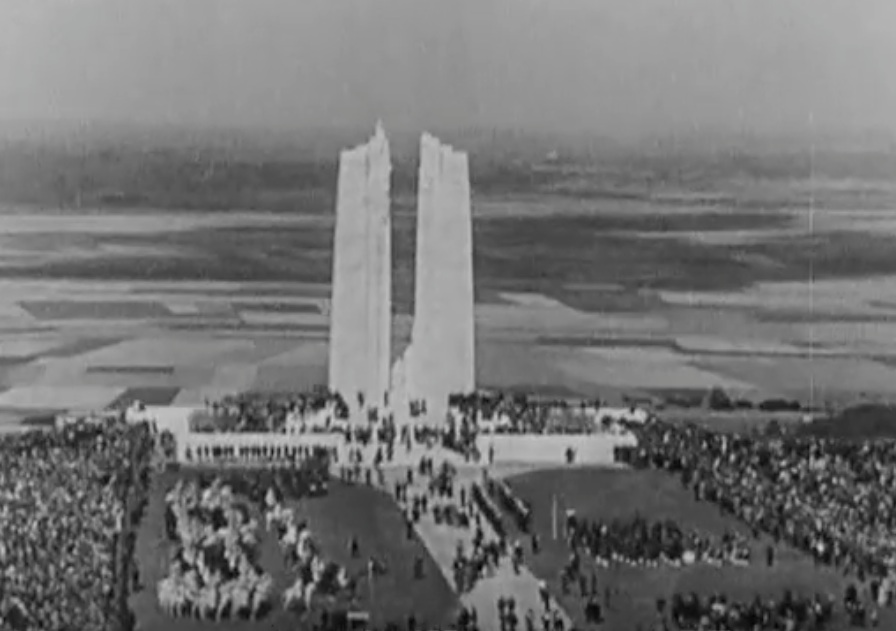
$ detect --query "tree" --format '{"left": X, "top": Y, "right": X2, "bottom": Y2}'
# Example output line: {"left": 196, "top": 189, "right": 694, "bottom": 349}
{"left": 706, "top": 386, "right": 733, "bottom": 411}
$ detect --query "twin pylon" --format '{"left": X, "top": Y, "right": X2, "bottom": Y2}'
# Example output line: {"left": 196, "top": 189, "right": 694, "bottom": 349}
{"left": 328, "top": 123, "right": 475, "bottom": 422}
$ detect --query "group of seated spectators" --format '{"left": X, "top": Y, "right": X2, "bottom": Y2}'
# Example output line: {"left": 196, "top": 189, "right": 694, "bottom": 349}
{"left": 0, "top": 418, "right": 154, "bottom": 631}
{"left": 450, "top": 391, "right": 643, "bottom": 433}
{"left": 192, "top": 389, "right": 350, "bottom": 433}
{"left": 615, "top": 419, "right": 896, "bottom": 590}
{"left": 444, "top": 391, "right": 640, "bottom": 460}
{"left": 192, "top": 389, "right": 452, "bottom": 452}
{"left": 565, "top": 513, "right": 751, "bottom": 568}
{"left": 610, "top": 417, "right": 896, "bottom": 629}
{"left": 666, "top": 589, "right": 839, "bottom": 631}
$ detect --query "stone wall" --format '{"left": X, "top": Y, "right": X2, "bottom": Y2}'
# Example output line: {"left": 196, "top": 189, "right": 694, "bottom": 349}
{"left": 477, "top": 433, "right": 637, "bottom": 466}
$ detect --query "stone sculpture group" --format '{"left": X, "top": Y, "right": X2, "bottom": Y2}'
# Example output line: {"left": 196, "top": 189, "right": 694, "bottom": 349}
{"left": 328, "top": 123, "right": 475, "bottom": 424}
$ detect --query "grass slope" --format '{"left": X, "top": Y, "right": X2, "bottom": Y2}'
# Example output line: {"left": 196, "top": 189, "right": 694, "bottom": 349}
{"left": 505, "top": 468, "right": 878, "bottom": 631}
{"left": 130, "top": 470, "right": 457, "bottom": 631}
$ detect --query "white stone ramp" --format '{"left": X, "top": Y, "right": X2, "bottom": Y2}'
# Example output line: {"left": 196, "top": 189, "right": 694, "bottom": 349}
{"left": 451, "top": 466, "right": 572, "bottom": 631}
{"left": 377, "top": 453, "right": 571, "bottom": 631}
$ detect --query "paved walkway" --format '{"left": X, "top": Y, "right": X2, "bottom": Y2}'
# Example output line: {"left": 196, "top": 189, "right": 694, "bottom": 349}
{"left": 349, "top": 444, "right": 573, "bottom": 631}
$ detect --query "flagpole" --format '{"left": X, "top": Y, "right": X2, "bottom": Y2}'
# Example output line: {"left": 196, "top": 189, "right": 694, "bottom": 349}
{"left": 551, "top": 493, "right": 558, "bottom": 541}
{"left": 368, "top": 560, "right": 375, "bottom": 607}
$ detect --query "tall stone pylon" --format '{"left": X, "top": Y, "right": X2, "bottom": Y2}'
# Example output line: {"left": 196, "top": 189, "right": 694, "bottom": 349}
{"left": 328, "top": 122, "right": 392, "bottom": 414}
{"left": 407, "top": 133, "right": 476, "bottom": 420}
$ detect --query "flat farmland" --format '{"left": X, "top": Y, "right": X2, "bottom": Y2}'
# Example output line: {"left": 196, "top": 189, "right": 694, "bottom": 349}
{"left": 2, "top": 184, "right": 896, "bottom": 425}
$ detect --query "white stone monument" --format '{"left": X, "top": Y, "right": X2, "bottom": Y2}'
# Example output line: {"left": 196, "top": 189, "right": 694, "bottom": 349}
{"left": 328, "top": 123, "right": 392, "bottom": 415}
{"left": 405, "top": 133, "right": 476, "bottom": 421}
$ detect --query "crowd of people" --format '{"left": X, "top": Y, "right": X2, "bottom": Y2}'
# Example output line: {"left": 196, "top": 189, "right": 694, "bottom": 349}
{"left": 667, "top": 590, "right": 840, "bottom": 631}
{"left": 194, "top": 389, "right": 637, "bottom": 441}
{"left": 484, "top": 474, "right": 533, "bottom": 533}
{"left": 448, "top": 392, "right": 641, "bottom": 436}
{"left": 391, "top": 455, "right": 506, "bottom": 596}
{"left": 17, "top": 380, "right": 896, "bottom": 631}
{"left": 192, "top": 389, "right": 350, "bottom": 433}
{"left": 160, "top": 476, "right": 274, "bottom": 620}
{"left": 564, "top": 513, "right": 752, "bottom": 569}
{"left": 614, "top": 418, "right": 896, "bottom": 625}
{"left": 0, "top": 419, "right": 155, "bottom": 631}
{"left": 617, "top": 421, "right": 896, "bottom": 585}
{"left": 267, "top": 487, "right": 358, "bottom": 614}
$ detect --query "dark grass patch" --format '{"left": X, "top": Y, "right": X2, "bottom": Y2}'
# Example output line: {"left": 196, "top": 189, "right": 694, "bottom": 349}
{"left": 167, "top": 321, "right": 331, "bottom": 333}
{"left": 87, "top": 366, "right": 176, "bottom": 375}
{"left": 868, "top": 300, "right": 896, "bottom": 311}
{"left": 481, "top": 210, "right": 791, "bottom": 234}
{"left": 19, "top": 300, "right": 172, "bottom": 320}
{"left": 655, "top": 409, "right": 809, "bottom": 434}
{"left": 18, "top": 412, "right": 58, "bottom": 427}
{"left": 642, "top": 387, "right": 711, "bottom": 408}
{"left": 231, "top": 301, "right": 322, "bottom": 314}
{"left": 867, "top": 356, "right": 896, "bottom": 369}
{"left": 132, "top": 285, "right": 333, "bottom": 298}
{"left": 506, "top": 468, "right": 867, "bottom": 631}
{"left": 106, "top": 386, "right": 181, "bottom": 408}
{"left": 0, "top": 326, "right": 57, "bottom": 335}
{"left": 8, "top": 213, "right": 896, "bottom": 298}
{"left": 753, "top": 309, "right": 896, "bottom": 324}
{"left": 252, "top": 364, "right": 328, "bottom": 393}
{"left": 0, "top": 407, "right": 62, "bottom": 427}
{"left": 536, "top": 336, "right": 675, "bottom": 349}
{"left": 549, "top": 289, "right": 664, "bottom": 313}
{"left": 284, "top": 481, "right": 458, "bottom": 627}
{"left": 474, "top": 286, "right": 516, "bottom": 306}
{"left": 799, "top": 403, "right": 896, "bottom": 439}
{"left": 647, "top": 386, "right": 724, "bottom": 398}
{"left": 130, "top": 471, "right": 458, "bottom": 631}
{"left": 0, "top": 356, "right": 36, "bottom": 367}
{"left": 40, "top": 337, "right": 125, "bottom": 359}
{"left": 478, "top": 383, "right": 584, "bottom": 399}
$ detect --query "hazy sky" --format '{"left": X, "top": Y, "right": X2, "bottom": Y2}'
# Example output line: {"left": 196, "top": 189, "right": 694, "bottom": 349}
{"left": 1, "top": 0, "right": 894, "bottom": 138}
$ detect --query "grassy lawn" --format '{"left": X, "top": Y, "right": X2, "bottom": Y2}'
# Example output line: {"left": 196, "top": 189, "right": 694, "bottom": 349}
{"left": 505, "top": 468, "right": 886, "bottom": 631}
{"left": 130, "top": 469, "right": 458, "bottom": 631}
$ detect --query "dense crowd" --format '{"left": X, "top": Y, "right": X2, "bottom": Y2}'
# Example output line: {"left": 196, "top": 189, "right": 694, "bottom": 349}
{"left": 564, "top": 513, "right": 751, "bottom": 569}
{"left": 449, "top": 393, "right": 603, "bottom": 434}
{"left": 0, "top": 420, "right": 155, "bottom": 631}
{"left": 667, "top": 590, "right": 840, "bottom": 631}
{"left": 159, "top": 476, "right": 274, "bottom": 620}
{"left": 618, "top": 421, "right": 896, "bottom": 581}
{"left": 615, "top": 419, "right": 896, "bottom": 621}
{"left": 193, "top": 390, "right": 350, "bottom": 432}
{"left": 389, "top": 455, "right": 504, "bottom": 597}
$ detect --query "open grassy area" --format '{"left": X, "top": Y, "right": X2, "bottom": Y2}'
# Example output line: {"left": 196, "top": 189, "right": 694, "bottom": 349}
{"left": 130, "top": 469, "right": 458, "bottom": 631}
{"left": 505, "top": 468, "right": 884, "bottom": 631}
